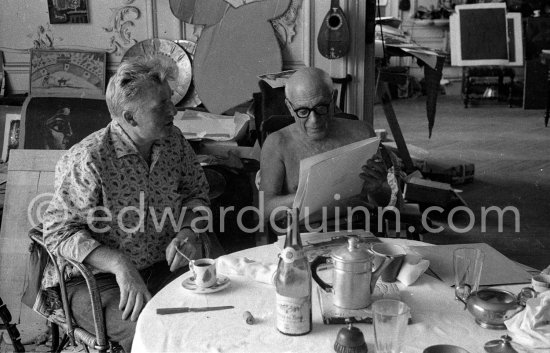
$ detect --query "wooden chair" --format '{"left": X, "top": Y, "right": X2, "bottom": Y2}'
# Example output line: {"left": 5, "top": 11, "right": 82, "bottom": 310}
{"left": 27, "top": 227, "right": 110, "bottom": 353}
{"left": 332, "top": 74, "right": 353, "bottom": 112}
{"left": 0, "top": 150, "right": 111, "bottom": 353}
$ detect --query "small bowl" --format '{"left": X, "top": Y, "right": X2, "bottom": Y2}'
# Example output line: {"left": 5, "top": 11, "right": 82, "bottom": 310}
{"left": 423, "top": 345, "right": 470, "bottom": 353}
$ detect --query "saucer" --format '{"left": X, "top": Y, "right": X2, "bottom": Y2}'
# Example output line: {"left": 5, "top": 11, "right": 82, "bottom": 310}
{"left": 182, "top": 275, "right": 231, "bottom": 294}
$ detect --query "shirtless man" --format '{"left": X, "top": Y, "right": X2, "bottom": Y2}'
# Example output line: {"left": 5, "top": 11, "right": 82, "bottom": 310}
{"left": 260, "top": 67, "right": 392, "bottom": 221}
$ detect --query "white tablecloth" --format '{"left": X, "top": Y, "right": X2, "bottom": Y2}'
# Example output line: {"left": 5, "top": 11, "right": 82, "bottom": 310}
{"left": 133, "top": 238, "right": 528, "bottom": 353}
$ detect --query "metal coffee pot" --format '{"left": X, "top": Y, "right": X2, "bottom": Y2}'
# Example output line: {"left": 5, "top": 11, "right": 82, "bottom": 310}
{"left": 311, "top": 237, "right": 393, "bottom": 309}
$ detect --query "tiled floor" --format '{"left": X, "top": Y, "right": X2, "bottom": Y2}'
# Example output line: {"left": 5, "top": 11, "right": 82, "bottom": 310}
{"left": 0, "top": 327, "right": 94, "bottom": 353}
{"left": 375, "top": 92, "right": 550, "bottom": 270}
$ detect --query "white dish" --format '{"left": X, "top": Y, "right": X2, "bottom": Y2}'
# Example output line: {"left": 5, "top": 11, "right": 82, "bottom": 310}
{"left": 182, "top": 275, "right": 231, "bottom": 294}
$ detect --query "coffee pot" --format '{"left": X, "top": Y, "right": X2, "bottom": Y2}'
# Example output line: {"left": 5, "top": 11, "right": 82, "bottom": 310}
{"left": 311, "top": 237, "right": 392, "bottom": 309}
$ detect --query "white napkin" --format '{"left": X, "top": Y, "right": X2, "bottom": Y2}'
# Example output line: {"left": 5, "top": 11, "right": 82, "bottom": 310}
{"left": 396, "top": 252, "right": 430, "bottom": 286}
{"left": 505, "top": 291, "right": 550, "bottom": 350}
{"left": 216, "top": 255, "right": 276, "bottom": 285}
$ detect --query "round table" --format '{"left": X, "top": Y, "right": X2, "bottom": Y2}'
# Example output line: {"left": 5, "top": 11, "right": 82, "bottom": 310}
{"left": 133, "top": 238, "right": 526, "bottom": 353}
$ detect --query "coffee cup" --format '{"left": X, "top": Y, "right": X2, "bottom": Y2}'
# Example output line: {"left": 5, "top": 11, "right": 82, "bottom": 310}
{"left": 190, "top": 258, "right": 217, "bottom": 288}
{"left": 532, "top": 273, "right": 550, "bottom": 294}
{"left": 371, "top": 243, "right": 406, "bottom": 283}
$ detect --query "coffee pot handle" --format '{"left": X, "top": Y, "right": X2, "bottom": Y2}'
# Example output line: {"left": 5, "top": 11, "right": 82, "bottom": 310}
{"left": 311, "top": 256, "right": 333, "bottom": 293}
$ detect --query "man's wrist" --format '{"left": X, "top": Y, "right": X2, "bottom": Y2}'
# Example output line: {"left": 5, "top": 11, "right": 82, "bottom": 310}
{"left": 177, "top": 226, "right": 197, "bottom": 239}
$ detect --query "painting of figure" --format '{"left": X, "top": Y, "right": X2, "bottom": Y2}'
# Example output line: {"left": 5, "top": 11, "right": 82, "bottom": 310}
{"left": 48, "top": 0, "right": 89, "bottom": 24}
{"left": 29, "top": 49, "right": 106, "bottom": 97}
{"left": 21, "top": 96, "right": 111, "bottom": 150}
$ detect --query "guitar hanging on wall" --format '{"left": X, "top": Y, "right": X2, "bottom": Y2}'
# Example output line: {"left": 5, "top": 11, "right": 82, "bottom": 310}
{"left": 317, "top": 0, "right": 351, "bottom": 59}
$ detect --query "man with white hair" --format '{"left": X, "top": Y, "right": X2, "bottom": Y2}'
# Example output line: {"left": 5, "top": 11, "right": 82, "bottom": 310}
{"left": 41, "top": 57, "right": 217, "bottom": 352}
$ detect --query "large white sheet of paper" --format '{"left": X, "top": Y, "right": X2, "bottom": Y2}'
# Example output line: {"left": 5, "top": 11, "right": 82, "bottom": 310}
{"left": 293, "top": 137, "right": 380, "bottom": 220}
{"left": 410, "top": 243, "right": 532, "bottom": 286}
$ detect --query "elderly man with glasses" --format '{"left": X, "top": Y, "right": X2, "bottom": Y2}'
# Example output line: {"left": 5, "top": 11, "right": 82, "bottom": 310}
{"left": 260, "top": 67, "right": 393, "bottom": 224}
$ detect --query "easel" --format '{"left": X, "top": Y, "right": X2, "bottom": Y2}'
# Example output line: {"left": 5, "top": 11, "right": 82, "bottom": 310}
{"left": 363, "top": 0, "right": 444, "bottom": 174}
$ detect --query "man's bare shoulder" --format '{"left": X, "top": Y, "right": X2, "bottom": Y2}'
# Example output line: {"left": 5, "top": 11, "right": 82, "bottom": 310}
{"left": 262, "top": 124, "right": 299, "bottom": 150}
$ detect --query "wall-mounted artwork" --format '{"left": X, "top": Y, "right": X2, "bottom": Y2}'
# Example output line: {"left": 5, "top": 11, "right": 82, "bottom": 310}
{"left": 48, "top": 0, "right": 90, "bottom": 24}
{"left": 2, "top": 114, "right": 21, "bottom": 162}
{"left": 20, "top": 96, "right": 111, "bottom": 150}
{"left": 29, "top": 49, "right": 106, "bottom": 97}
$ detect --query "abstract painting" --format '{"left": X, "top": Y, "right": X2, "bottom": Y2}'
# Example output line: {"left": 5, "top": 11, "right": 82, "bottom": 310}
{"left": 48, "top": 0, "right": 89, "bottom": 24}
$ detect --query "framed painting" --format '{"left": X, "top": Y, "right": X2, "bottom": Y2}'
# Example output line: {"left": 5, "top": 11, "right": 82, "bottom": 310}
{"left": 29, "top": 49, "right": 106, "bottom": 97}
{"left": 20, "top": 96, "right": 111, "bottom": 150}
{"left": 48, "top": 0, "right": 89, "bottom": 24}
{"left": 2, "top": 113, "right": 20, "bottom": 162}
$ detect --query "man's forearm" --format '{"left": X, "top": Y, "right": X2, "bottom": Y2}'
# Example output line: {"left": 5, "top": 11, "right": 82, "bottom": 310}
{"left": 264, "top": 194, "right": 295, "bottom": 220}
{"left": 180, "top": 206, "right": 210, "bottom": 232}
{"left": 84, "top": 245, "right": 135, "bottom": 276}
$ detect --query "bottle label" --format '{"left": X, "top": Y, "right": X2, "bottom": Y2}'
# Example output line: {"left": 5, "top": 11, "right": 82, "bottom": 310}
{"left": 276, "top": 294, "right": 311, "bottom": 335}
{"left": 280, "top": 247, "right": 305, "bottom": 264}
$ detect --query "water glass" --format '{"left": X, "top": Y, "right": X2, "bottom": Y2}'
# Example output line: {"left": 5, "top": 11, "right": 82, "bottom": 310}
{"left": 372, "top": 299, "right": 410, "bottom": 353}
{"left": 453, "top": 248, "right": 484, "bottom": 304}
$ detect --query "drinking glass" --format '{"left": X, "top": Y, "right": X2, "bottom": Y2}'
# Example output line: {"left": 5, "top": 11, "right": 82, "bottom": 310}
{"left": 453, "top": 248, "right": 484, "bottom": 305}
{"left": 372, "top": 299, "right": 410, "bottom": 353}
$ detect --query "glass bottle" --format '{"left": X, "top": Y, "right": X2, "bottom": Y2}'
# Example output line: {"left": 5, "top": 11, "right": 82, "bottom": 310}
{"left": 275, "top": 208, "right": 312, "bottom": 335}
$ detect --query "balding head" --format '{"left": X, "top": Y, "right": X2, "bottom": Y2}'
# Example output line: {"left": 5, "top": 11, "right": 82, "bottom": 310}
{"left": 285, "top": 67, "right": 333, "bottom": 106}
{"left": 284, "top": 67, "right": 334, "bottom": 140}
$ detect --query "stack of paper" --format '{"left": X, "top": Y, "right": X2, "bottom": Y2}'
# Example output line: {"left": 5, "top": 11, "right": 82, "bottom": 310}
{"left": 293, "top": 137, "right": 380, "bottom": 221}
{"left": 173, "top": 110, "right": 250, "bottom": 142}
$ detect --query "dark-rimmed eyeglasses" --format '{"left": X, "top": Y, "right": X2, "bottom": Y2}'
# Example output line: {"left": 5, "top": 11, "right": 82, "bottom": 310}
{"left": 286, "top": 99, "right": 331, "bottom": 119}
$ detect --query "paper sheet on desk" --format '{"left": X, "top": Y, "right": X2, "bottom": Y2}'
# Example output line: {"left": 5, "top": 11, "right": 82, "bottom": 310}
{"left": 293, "top": 137, "right": 380, "bottom": 220}
{"left": 410, "top": 243, "right": 532, "bottom": 286}
{"left": 173, "top": 110, "right": 250, "bottom": 141}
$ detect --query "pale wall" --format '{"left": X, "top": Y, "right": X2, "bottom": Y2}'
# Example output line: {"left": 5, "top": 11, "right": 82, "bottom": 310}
{"left": 0, "top": 0, "right": 370, "bottom": 118}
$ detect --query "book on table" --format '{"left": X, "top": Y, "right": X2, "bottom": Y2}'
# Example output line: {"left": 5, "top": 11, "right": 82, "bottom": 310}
{"left": 293, "top": 136, "right": 381, "bottom": 222}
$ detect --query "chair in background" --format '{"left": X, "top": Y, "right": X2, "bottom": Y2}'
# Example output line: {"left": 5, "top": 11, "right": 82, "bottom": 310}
{"left": 332, "top": 74, "right": 353, "bottom": 112}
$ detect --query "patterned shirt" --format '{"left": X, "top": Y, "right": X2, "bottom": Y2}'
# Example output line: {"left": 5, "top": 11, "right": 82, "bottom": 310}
{"left": 41, "top": 120, "right": 209, "bottom": 288}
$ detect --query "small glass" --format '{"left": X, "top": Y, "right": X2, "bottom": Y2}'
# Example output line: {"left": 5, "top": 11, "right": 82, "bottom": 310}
{"left": 372, "top": 299, "right": 410, "bottom": 353}
{"left": 453, "top": 248, "right": 484, "bottom": 305}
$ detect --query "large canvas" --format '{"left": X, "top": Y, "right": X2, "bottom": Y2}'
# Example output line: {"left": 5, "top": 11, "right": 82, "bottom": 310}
{"left": 450, "top": 3, "right": 510, "bottom": 66}
{"left": 20, "top": 96, "right": 111, "bottom": 150}
{"left": 29, "top": 49, "right": 106, "bottom": 97}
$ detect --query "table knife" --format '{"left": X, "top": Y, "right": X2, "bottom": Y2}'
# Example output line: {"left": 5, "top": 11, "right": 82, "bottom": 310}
{"left": 156, "top": 306, "right": 234, "bottom": 315}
